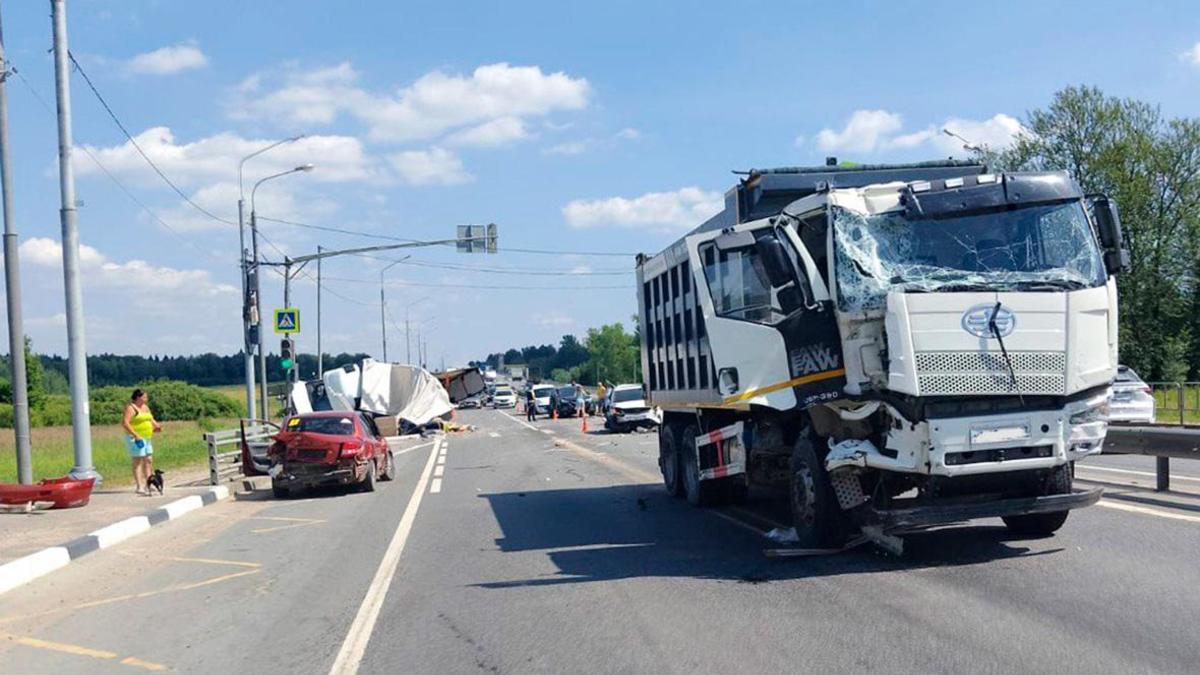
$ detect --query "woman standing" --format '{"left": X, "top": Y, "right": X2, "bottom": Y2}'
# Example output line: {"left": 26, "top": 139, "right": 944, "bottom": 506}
{"left": 122, "top": 388, "right": 162, "bottom": 495}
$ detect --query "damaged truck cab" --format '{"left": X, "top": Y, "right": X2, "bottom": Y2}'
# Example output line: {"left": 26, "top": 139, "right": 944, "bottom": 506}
{"left": 636, "top": 161, "right": 1127, "bottom": 549}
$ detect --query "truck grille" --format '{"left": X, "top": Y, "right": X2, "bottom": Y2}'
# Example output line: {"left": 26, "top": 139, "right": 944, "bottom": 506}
{"left": 915, "top": 351, "right": 1065, "bottom": 396}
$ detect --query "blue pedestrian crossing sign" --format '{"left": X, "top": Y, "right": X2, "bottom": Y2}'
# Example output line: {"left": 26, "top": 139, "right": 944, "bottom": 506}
{"left": 273, "top": 308, "right": 300, "bottom": 334}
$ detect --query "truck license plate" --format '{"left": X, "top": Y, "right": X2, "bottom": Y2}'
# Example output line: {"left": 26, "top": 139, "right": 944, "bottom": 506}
{"left": 970, "top": 425, "right": 1029, "bottom": 445}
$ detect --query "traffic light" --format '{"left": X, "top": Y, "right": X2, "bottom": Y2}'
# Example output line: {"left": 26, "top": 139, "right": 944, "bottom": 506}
{"left": 280, "top": 338, "right": 295, "bottom": 371}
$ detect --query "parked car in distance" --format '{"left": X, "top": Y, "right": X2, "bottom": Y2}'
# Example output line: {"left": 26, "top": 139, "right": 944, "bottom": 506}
{"left": 1108, "top": 365, "right": 1156, "bottom": 424}
{"left": 550, "top": 385, "right": 582, "bottom": 418}
{"left": 604, "top": 384, "right": 661, "bottom": 432}
{"left": 457, "top": 394, "right": 484, "bottom": 409}
{"left": 492, "top": 385, "right": 517, "bottom": 408}
{"left": 268, "top": 412, "right": 394, "bottom": 498}
{"left": 530, "top": 384, "right": 555, "bottom": 414}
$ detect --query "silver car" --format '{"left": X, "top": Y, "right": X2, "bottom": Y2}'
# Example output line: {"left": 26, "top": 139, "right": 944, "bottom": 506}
{"left": 1108, "top": 365, "right": 1156, "bottom": 424}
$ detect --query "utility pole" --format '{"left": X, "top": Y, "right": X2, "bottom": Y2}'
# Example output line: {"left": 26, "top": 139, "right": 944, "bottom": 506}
{"left": 51, "top": 0, "right": 97, "bottom": 482}
{"left": 316, "top": 245, "right": 322, "bottom": 375}
{"left": 0, "top": 3, "right": 31, "bottom": 484}
{"left": 379, "top": 275, "right": 387, "bottom": 362}
{"left": 252, "top": 208, "right": 269, "bottom": 419}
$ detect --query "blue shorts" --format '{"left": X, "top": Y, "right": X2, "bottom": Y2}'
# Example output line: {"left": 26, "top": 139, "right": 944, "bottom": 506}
{"left": 126, "top": 436, "right": 154, "bottom": 458}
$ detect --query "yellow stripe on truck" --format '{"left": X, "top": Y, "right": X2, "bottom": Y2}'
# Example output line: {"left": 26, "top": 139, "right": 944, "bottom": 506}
{"left": 722, "top": 368, "right": 846, "bottom": 405}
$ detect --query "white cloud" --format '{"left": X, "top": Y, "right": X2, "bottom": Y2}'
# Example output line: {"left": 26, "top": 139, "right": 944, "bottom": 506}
{"left": 563, "top": 187, "right": 722, "bottom": 232}
{"left": 812, "top": 110, "right": 1022, "bottom": 157}
{"left": 19, "top": 237, "right": 236, "bottom": 297}
{"left": 388, "top": 147, "right": 472, "bottom": 186}
{"left": 614, "top": 128, "right": 640, "bottom": 141}
{"left": 127, "top": 42, "right": 208, "bottom": 75}
{"left": 815, "top": 110, "right": 904, "bottom": 153}
{"left": 75, "top": 127, "right": 381, "bottom": 187}
{"left": 533, "top": 313, "right": 574, "bottom": 328}
{"left": 1180, "top": 42, "right": 1200, "bottom": 67}
{"left": 231, "top": 62, "right": 590, "bottom": 145}
{"left": 446, "top": 117, "right": 529, "bottom": 147}
{"left": 544, "top": 140, "right": 592, "bottom": 156}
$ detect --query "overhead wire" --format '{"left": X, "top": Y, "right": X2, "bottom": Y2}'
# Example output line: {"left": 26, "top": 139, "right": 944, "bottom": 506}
{"left": 67, "top": 51, "right": 236, "bottom": 227}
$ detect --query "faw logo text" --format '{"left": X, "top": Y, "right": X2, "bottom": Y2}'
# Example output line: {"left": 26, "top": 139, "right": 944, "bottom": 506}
{"left": 790, "top": 345, "right": 841, "bottom": 376}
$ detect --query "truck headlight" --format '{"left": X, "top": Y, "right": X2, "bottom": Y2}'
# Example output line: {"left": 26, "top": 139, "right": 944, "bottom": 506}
{"left": 1070, "top": 400, "right": 1109, "bottom": 425}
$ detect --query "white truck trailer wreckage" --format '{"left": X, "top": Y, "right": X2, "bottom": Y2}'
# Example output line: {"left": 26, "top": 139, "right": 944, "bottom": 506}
{"left": 635, "top": 161, "right": 1129, "bottom": 551}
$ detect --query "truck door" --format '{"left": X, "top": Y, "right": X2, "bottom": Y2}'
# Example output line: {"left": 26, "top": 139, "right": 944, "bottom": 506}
{"left": 696, "top": 227, "right": 845, "bottom": 410}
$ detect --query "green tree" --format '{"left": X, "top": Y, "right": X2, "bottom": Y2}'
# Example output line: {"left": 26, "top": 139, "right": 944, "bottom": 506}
{"left": 23, "top": 337, "right": 46, "bottom": 412}
{"left": 583, "top": 323, "right": 639, "bottom": 385}
{"left": 996, "top": 86, "right": 1200, "bottom": 379}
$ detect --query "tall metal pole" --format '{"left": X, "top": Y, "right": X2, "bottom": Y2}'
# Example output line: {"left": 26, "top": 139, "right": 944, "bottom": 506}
{"left": 238, "top": 196, "right": 255, "bottom": 420}
{"left": 405, "top": 307, "right": 411, "bottom": 365}
{"left": 380, "top": 273, "right": 387, "bottom": 362}
{"left": 0, "top": 3, "right": 32, "bottom": 484}
{"left": 51, "top": 0, "right": 97, "bottom": 482}
{"left": 252, "top": 210, "right": 269, "bottom": 419}
{"left": 316, "top": 245, "right": 322, "bottom": 375}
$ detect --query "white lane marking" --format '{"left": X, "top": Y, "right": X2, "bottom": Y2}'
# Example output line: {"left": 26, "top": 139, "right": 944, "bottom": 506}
{"left": 436, "top": 456, "right": 445, "bottom": 466}
{"left": 497, "top": 409, "right": 539, "bottom": 431}
{"left": 1098, "top": 499, "right": 1200, "bottom": 523}
{"left": 541, "top": 429, "right": 555, "bottom": 435}
{"left": 488, "top": 432, "right": 500, "bottom": 438}
{"left": 328, "top": 437, "right": 441, "bottom": 675}
{"left": 429, "top": 478, "right": 443, "bottom": 494}
{"left": 433, "top": 465, "right": 444, "bottom": 478}
{"left": 1079, "top": 464, "right": 1200, "bottom": 483}
{"left": 392, "top": 441, "right": 434, "bottom": 457}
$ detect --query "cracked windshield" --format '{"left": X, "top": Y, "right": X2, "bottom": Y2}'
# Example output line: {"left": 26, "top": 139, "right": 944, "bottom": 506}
{"left": 833, "top": 202, "right": 1107, "bottom": 311}
{"left": 0, "top": 2, "right": 1197, "bottom": 674}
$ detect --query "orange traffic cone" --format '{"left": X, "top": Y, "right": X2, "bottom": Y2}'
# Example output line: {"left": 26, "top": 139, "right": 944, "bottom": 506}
{"left": 581, "top": 410, "right": 589, "bottom": 433}
{"left": 552, "top": 407, "right": 558, "bottom": 421}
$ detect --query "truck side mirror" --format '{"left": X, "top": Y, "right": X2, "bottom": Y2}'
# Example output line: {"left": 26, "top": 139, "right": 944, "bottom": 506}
{"left": 755, "top": 236, "right": 794, "bottom": 287}
{"left": 1090, "top": 195, "right": 1130, "bottom": 275}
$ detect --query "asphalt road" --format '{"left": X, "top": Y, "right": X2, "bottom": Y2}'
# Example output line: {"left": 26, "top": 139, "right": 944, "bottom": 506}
{"left": 2, "top": 408, "right": 1198, "bottom": 674}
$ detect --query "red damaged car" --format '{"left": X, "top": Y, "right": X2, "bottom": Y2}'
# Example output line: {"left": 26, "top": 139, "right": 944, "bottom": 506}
{"left": 268, "top": 411, "right": 395, "bottom": 498}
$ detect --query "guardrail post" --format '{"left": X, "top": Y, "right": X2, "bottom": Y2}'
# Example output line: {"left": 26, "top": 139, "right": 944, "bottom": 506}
{"left": 1177, "top": 383, "right": 1185, "bottom": 426}
{"left": 1156, "top": 456, "right": 1170, "bottom": 492}
{"left": 206, "top": 433, "right": 219, "bottom": 486}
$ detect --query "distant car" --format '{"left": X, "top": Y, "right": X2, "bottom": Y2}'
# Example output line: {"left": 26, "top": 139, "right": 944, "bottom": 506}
{"left": 604, "top": 384, "right": 661, "bottom": 432}
{"left": 530, "top": 384, "right": 555, "bottom": 414}
{"left": 268, "top": 412, "right": 393, "bottom": 498}
{"left": 492, "top": 386, "right": 517, "bottom": 408}
{"left": 550, "top": 385, "right": 582, "bottom": 418}
{"left": 457, "top": 395, "right": 484, "bottom": 409}
{"left": 1108, "top": 365, "right": 1156, "bottom": 424}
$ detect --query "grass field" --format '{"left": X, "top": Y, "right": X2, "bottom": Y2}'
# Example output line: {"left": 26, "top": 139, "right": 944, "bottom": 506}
{"left": 1151, "top": 384, "right": 1200, "bottom": 424}
{"left": 0, "top": 418, "right": 239, "bottom": 486}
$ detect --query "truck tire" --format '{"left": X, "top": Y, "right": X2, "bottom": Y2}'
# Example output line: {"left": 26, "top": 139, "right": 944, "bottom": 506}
{"left": 789, "top": 433, "right": 850, "bottom": 548}
{"left": 659, "top": 423, "right": 684, "bottom": 497}
{"left": 681, "top": 424, "right": 721, "bottom": 506}
{"left": 360, "top": 460, "right": 377, "bottom": 493}
{"left": 1002, "top": 464, "right": 1071, "bottom": 536}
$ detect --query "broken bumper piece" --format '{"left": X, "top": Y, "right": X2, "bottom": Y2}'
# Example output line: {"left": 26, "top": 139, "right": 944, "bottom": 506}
{"left": 862, "top": 487, "right": 1102, "bottom": 531}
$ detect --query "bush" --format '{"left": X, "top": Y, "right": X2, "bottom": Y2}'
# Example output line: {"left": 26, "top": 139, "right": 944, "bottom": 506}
{"left": 91, "top": 380, "right": 240, "bottom": 423}
{"left": 0, "top": 402, "right": 11, "bottom": 427}
{"left": 31, "top": 395, "right": 73, "bottom": 427}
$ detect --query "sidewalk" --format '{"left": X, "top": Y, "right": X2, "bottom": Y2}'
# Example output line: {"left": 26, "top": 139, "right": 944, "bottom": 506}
{"left": 0, "top": 466, "right": 219, "bottom": 566}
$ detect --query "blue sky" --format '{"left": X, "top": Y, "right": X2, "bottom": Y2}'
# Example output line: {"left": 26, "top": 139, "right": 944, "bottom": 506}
{"left": 0, "top": 0, "right": 1197, "bottom": 367}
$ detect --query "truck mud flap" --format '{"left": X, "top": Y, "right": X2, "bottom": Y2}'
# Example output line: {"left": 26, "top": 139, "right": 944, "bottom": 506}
{"left": 864, "top": 487, "right": 1102, "bottom": 531}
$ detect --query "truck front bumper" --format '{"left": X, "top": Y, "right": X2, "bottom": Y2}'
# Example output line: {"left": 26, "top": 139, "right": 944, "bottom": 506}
{"left": 864, "top": 487, "right": 1102, "bottom": 530}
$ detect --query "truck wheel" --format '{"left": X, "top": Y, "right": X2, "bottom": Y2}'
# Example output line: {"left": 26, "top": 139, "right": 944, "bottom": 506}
{"left": 659, "top": 423, "right": 684, "bottom": 497}
{"left": 789, "top": 434, "right": 849, "bottom": 547}
{"left": 360, "top": 460, "right": 377, "bottom": 493}
{"left": 1002, "top": 465, "right": 1071, "bottom": 535}
{"left": 380, "top": 451, "right": 396, "bottom": 482}
{"left": 681, "top": 424, "right": 721, "bottom": 506}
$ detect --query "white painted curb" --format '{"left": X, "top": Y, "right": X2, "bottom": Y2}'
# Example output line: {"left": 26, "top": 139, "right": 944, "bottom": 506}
{"left": 0, "top": 485, "right": 230, "bottom": 597}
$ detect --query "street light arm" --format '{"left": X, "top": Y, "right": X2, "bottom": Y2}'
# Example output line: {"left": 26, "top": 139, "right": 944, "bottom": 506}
{"left": 251, "top": 165, "right": 313, "bottom": 214}
{"left": 239, "top": 135, "right": 305, "bottom": 202}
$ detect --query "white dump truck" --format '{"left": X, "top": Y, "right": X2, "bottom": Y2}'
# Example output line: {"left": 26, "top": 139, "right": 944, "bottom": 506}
{"left": 635, "top": 160, "right": 1128, "bottom": 550}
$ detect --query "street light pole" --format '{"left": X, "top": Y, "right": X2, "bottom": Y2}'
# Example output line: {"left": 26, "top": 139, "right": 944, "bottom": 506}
{"left": 316, "top": 245, "right": 322, "bottom": 375}
{"left": 250, "top": 164, "right": 313, "bottom": 418}
{"left": 51, "top": 0, "right": 97, "bottom": 482}
{"left": 378, "top": 258, "right": 409, "bottom": 362}
{"left": 0, "top": 2, "right": 32, "bottom": 484}
{"left": 238, "top": 135, "right": 303, "bottom": 420}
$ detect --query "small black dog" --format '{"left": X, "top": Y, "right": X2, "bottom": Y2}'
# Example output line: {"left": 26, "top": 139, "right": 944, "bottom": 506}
{"left": 147, "top": 469, "right": 165, "bottom": 496}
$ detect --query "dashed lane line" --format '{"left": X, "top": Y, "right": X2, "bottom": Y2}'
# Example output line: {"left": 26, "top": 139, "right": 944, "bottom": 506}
{"left": 2, "top": 634, "right": 169, "bottom": 672}
{"left": 328, "top": 436, "right": 442, "bottom": 675}
{"left": 1097, "top": 499, "right": 1200, "bottom": 523}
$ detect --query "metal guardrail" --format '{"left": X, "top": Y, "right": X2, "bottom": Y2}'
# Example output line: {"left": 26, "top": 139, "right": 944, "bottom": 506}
{"left": 1103, "top": 423, "right": 1200, "bottom": 492}
{"left": 204, "top": 420, "right": 278, "bottom": 486}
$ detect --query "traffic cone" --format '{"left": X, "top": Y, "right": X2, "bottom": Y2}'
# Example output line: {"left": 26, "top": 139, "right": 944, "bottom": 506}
{"left": 552, "top": 406, "right": 558, "bottom": 421}
{"left": 581, "top": 410, "right": 589, "bottom": 433}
